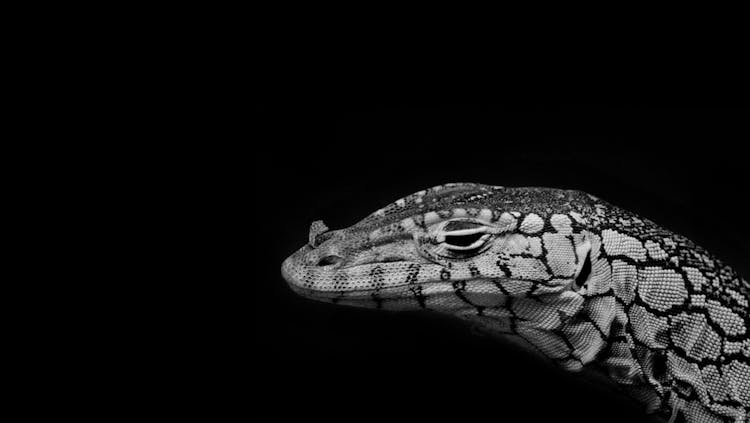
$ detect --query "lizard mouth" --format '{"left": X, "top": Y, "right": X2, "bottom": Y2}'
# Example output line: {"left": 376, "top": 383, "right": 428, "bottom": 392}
{"left": 281, "top": 247, "right": 425, "bottom": 295}
{"left": 282, "top": 244, "right": 509, "bottom": 308}
{"left": 280, "top": 243, "right": 461, "bottom": 303}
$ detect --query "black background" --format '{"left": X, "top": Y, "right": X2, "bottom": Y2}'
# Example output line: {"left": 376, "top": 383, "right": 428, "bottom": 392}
{"left": 253, "top": 104, "right": 748, "bottom": 422}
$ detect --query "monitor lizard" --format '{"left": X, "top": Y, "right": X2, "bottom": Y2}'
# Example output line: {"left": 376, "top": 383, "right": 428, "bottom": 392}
{"left": 281, "top": 183, "right": 749, "bottom": 423}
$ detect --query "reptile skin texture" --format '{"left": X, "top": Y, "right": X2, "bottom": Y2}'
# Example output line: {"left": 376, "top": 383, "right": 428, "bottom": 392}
{"left": 281, "top": 183, "right": 749, "bottom": 423}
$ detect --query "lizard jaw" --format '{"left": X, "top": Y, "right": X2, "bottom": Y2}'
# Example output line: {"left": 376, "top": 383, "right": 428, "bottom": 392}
{"left": 282, "top": 244, "right": 510, "bottom": 309}
{"left": 281, "top": 244, "right": 430, "bottom": 296}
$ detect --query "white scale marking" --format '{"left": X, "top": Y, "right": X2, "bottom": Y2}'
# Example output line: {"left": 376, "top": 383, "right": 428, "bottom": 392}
{"left": 424, "top": 211, "right": 440, "bottom": 225}
{"left": 550, "top": 214, "right": 573, "bottom": 234}
{"left": 520, "top": 213, "right": 544, "bottom": 234}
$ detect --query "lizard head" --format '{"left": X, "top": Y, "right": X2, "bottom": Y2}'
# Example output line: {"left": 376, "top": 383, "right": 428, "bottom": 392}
{"left": 282, "top": 183, "right": 599, "bottom": 324}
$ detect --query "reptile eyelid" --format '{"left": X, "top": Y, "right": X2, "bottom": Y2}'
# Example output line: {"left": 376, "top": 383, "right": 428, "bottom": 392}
{"left": 436, "top": 225, "right": 490, "bottom": 243}
{"left": 443, "top": 227, "right": 488, "bottom": 236}
{"left": 443, "top": 233, "right": 490, "bottom": 250}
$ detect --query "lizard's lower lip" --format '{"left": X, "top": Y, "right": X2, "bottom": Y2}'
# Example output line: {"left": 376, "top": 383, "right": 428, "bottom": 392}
{"left": 283, "top": 276, "right": 423, "bottom": 301}
{"left": 282, "top": 253, "right": 418, "bottom": 291}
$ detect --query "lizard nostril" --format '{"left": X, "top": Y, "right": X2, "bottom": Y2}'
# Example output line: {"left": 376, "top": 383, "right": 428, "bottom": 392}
{"left": 317, "top": 255, "right": 343, "bottom": 266}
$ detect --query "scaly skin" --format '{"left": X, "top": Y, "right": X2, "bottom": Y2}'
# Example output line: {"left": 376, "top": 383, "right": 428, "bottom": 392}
{"left": 281, "top": 183, "right": 749, "bottom": 423}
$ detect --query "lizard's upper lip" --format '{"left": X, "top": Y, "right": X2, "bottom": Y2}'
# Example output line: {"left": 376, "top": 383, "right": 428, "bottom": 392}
{"left": 281, "top": 244, "right": 430, "bottom": 296}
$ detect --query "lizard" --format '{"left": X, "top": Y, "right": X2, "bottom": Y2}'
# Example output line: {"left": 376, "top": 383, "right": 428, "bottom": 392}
{"left": 280, "top": 183, "right": 749, "bottom": 423}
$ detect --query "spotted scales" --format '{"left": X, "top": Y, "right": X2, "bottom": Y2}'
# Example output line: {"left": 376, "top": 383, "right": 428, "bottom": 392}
{"left": 281, "top": 183, "right": 749, "bottom": 423}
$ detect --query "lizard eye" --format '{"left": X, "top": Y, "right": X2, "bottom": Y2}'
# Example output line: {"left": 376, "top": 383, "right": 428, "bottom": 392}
{"left": 444, "top": 232, "right": 487, "bottom": 248}
{"left": 442, "top": 232, "right": 491, "bottom": 251}
{"left": 438, "top": 220, "right": 492, "bottom": 253}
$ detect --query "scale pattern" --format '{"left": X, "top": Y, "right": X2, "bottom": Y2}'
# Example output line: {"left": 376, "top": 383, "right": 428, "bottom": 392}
{"left": 281, "top": 184, "right": 749, "bottom": 422}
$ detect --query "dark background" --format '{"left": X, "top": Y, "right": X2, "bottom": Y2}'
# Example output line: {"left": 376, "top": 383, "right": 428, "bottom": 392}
{"left": 253, "top": 104, "right": 748, "bottom": 422}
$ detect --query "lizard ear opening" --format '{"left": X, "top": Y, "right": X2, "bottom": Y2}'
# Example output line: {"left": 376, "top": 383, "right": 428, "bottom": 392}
{"left": 573, "top": 236, "right": 593, "bottom": 290}
{"left": 574, "top": 252, "right": 592, "bottom": 289}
